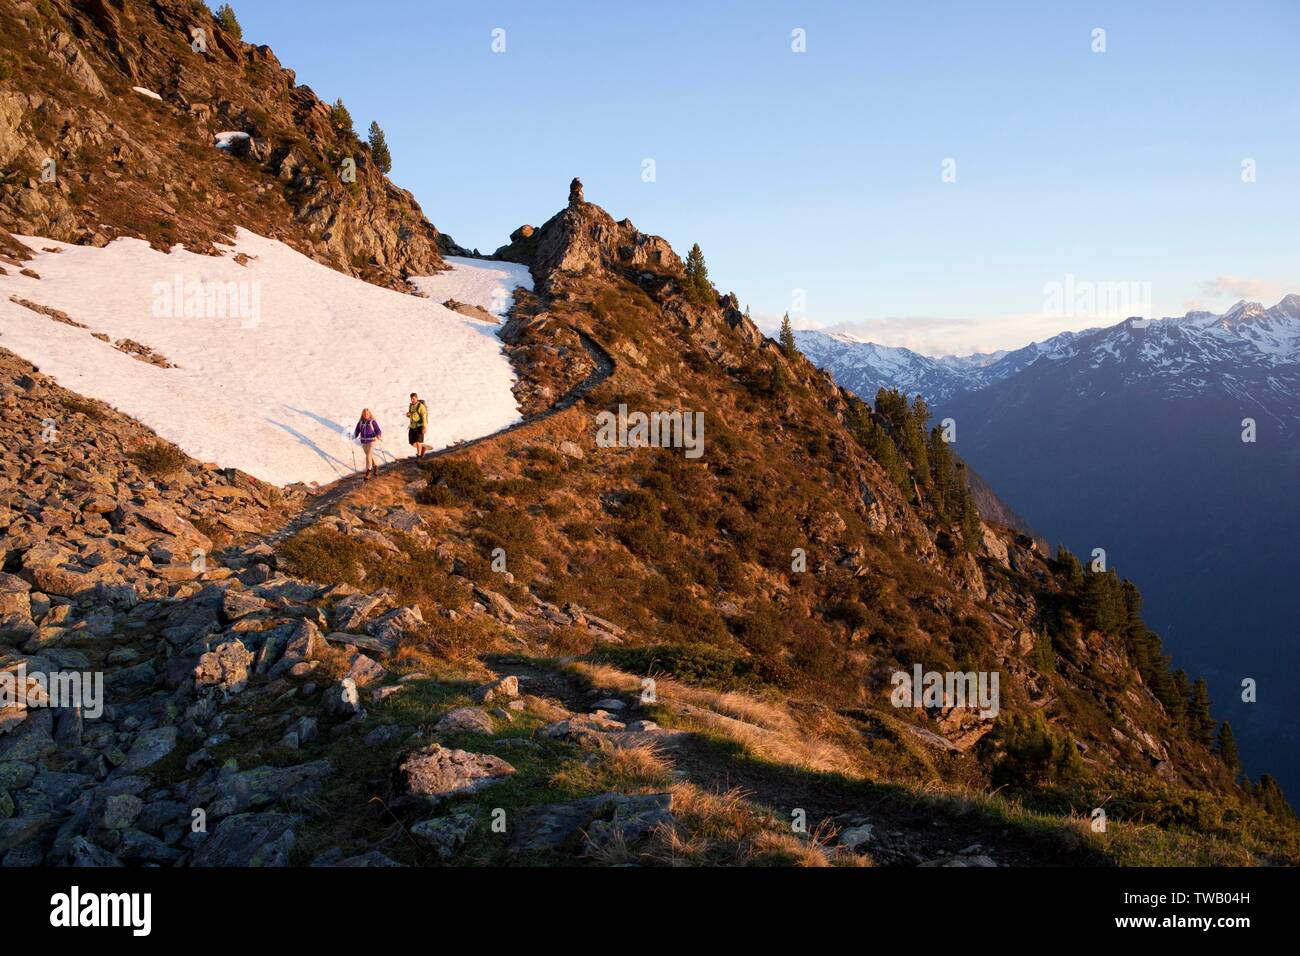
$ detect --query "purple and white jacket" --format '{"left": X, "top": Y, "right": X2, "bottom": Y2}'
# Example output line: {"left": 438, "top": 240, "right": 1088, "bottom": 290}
{"left": 354, "top": 418, "right": 382, "bottom": 443}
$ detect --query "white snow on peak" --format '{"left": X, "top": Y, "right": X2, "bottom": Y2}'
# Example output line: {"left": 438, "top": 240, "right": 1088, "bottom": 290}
{"left": 796, "top": 295, "right": 1300, "bottom": 405}
{"left": 0, "top": 230, "right": 532, "bottom": 486}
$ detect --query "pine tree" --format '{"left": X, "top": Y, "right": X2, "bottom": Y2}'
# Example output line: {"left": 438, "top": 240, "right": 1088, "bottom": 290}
{"left": 1079, "top": 569, "right": 1126, "bottom": 634}
{"left": 956, "top": 468, "right": 981, "bottom": 552}
{"left": 927, "top": 427, "right": 958, "bottom": 520}
{"left": 330, "top": 99, "right": 354, "bottom": 136}
{"left": 778, "top": 313, "right": 799, "bottom": 359}
{"left": 367, "top": 121, "right": 392, "bottom": 174}
{"left": 1171, "top": 669, "right": 1191, "bottom": 724}
{"left": 215, "top": 3, "right": 242, "bottom": 40}
{"left": 848, "top": 398, "right": 908, "bottom": 490}
{"left": 1216, "top": 721, "right": 1240, "bottom": 773}
{"left": 1255, "top": 774, "right": 1294, "bottom": 818}
{"left": 1188, "top": 678, "right": 1215, "bottom": 746}
{"left": 990, "top": 711, "right": 1083, "bottom": 788}
{"left": 1054, "top": 545, "right": 1085, "bottom": 590}
{"left": 684, "top": 243, "right": 712, "bottom": 304}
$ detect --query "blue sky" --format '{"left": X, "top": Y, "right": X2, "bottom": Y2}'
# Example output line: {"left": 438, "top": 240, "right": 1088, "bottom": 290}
{"left": 234, "top": 0, "right": 1300, "bottom": 355}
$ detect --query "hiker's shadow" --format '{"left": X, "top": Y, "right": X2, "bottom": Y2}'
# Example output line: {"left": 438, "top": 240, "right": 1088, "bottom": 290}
{"left": 283, "top": 406, "right": 398, "bottom": 467}
{"left": 265, "top": 418, "right": 354, "bottom": 477}
{"left": 286, "top": 406, "right": 348, "bottom": 434}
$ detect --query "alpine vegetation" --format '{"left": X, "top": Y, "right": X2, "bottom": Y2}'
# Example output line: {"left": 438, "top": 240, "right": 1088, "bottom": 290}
{"left": 595, "top": 404, "right": 705, "bottom": 459}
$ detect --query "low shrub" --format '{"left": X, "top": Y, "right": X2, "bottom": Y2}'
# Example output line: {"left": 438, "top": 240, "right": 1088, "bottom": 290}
{"left": 130, "top": 441, "right": 187, "bottom": 475}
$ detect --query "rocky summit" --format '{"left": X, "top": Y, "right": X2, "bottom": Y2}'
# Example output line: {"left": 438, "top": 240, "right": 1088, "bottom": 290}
{"left": 0, "top": 0, "right": 1295, "bottom": 878}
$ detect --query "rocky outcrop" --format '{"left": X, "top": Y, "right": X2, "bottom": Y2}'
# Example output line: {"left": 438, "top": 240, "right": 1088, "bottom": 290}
{"left": 0, "top": 0, "right": 450, "bottom": 290}
{"left": 494, "top": 179, "right": 682, "bottom": 291}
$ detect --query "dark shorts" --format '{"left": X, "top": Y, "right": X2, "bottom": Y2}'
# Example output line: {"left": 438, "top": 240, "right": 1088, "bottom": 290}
{"left": 408, "top": 427, "right": 425, "bottom": 445}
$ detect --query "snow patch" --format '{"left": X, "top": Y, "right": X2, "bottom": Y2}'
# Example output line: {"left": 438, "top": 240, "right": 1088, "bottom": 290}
{"left": 214, "top": 131, "right": 251, "bottom": 150}
{"left": 409, "top": 256, "right": 533, "bottom": 317}
{"left": 0, "top": 230, "right": 529, "bottom": 486}
{"left": 131, "top": 86, "right": 162, "bottom": 101}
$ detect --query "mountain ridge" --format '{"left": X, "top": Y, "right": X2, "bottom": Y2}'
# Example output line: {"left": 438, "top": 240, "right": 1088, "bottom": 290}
{"left": 0, "top": 0, "right": 1294, "bottom": 868}
{"left": 799, "top": 296, "right": 1300, "bottom": 408}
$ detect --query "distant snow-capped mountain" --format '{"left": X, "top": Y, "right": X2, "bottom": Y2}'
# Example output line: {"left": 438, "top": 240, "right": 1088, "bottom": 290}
{"left": 798, "top": 295, "right": 1300, "bottom": 406}
{"left": 801, "top": 295, "right": 1300, "bottom": 800}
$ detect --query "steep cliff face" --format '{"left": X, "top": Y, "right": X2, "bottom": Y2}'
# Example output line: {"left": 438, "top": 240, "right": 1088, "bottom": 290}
{"left": 0, "top": 0, "right": 458, "bottom": 288}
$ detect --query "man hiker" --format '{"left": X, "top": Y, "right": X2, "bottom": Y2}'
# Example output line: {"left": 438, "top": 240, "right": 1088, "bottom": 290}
{"left": 408, "top": 392, "right": 430, "bottom": 458}
{"left": 353, "top": 408, "right": 382, "bottom": 479}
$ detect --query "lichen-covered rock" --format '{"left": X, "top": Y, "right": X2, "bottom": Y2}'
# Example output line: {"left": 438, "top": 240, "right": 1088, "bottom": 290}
{"left": 193, "top": 640, "right": 253, "bottom": 694}
{"left": 190, "top": 812, "right": 298, "bottom": 867}
{"left": 397, "top": 744, "right": 515, "bottom": 806}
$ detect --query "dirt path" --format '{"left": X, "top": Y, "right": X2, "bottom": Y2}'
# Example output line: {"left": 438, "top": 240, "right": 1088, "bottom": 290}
{"left": 253, "top": 332, "right": 613, "bottom": 548}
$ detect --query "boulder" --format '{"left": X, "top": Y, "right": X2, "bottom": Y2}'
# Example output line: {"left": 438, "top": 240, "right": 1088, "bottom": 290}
{"left": 194, "top": 760, "right": 331, "bottom": 817}
{"left": 332, "top": 590, "right": 391, "bottom": 631}
{"left": 324, "top": 631, "right": 395, "bottom": 659}
{"left": 838, "top": 823, "right": 874, "bottom": 850}
{"left": 398, "top": 744, "right": 515, "bottom": 806}
{"left": 270, "top": 618, "right": 324, "bottom": 676}
{"left": 471, "top": 586, "right": 517, "bottom": 622}
{"left": 435, "top": 707, "right": 494, "bottom": 735}
{"left": 100, "top": 793, "right": 144, "bottom": 830}
{"left": 221, "top": 588, "right": 268, "bottom": 621}
{"left": 365, "top": 605, "right": 423, "bottom": 643}
{"left": 512, "top": 793, "right": 673, "bottom": 854}
{"left": 472, "top": 675, "right": 519, "bottom": 705}
{"left": 67, "top": 835, "right": 123, "bottom": 867}
{"left": 410, "top": 809, "right": 477, "bottom": 861}
{"left": 343, "top": 653, "right": 385, "bottom": 688}
{"left": 193, "top": 639, "right": 253, "bottom": 694}
{"left": 322, "top": 678, "right": 364, "bottom": 719}
{"left": 334, "top": 850, "right": 404, "bottom": 867}
{"left": 121, "top": 727, "right": 177, "bottom": 772}
{"left": 191, "top": 811, "right": 298, "bottom": 867}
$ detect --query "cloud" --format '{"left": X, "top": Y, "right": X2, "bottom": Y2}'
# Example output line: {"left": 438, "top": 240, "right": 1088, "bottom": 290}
{"left": 1199, "top": 275, "right": 1291, "bottom": 302}
{"left": 752, "top": 311, "right": 824, "bottom": 333}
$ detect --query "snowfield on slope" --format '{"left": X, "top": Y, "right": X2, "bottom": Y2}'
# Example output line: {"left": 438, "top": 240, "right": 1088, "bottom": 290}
{"left": 0, "top": 229, "right": 532, "bottom": 486}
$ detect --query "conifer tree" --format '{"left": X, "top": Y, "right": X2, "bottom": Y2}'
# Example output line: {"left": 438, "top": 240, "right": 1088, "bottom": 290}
{"left": 1171, "top": 669, "right": 1191, "bottom": 724}
{"left": 684, "top": 243, "right": 713, "bottom": 304}
{"left": 956, "top": 470, "right": 981, "bottom": 551}
{"left": 331, "top": 99, "right": 354, "bottom": 136}
{"left": 1216, "top": 721, "right": 1240, "bottom": 773}
{"left": 1055, "top": 545, "right": 1085, "bottom": 590}
{"left": 1079, "top": 569, "right": 1125, "bottom": 634}
{"left": 367, "top": 121, "right": 392, "bottom": 174}
{"left": 1188, "top": 678, "right": 1215, "bottom": 746}
{"left": 1255, "top": 774, "right": 1294, "bottom": 818}
{"left": 778, "top": 313, "right": 799, "bottom": 359}
{"left": 928, "top": 427, "right": 958, "bottom": 520}
{"left": 215, "top": 3, "right": 242, "bottom": 40}
{"left": 848, "top": 398, "right": 908, "bottom": 490}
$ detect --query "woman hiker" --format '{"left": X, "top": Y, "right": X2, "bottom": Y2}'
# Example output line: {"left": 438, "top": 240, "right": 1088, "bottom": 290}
{"left": 408, "top": 392, "right": 430, "bottom": 459}
{"left": 353, "top": 408, "right": 383, "bottom": 479}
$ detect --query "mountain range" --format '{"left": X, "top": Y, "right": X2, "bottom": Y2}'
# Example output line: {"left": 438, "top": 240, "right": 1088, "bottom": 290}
{"left": 799, "top": 296, "right": 1300, "bottom": 408}
{"left": 799, "top": 299, "right": 1300, "bottom": 796}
